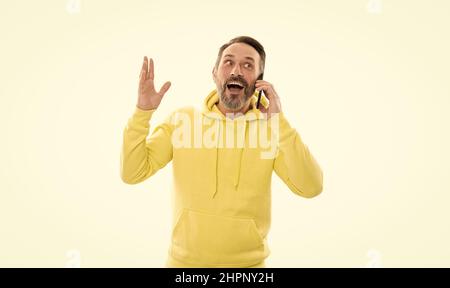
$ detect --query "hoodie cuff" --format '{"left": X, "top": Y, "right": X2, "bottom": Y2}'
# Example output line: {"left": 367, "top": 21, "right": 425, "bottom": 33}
{"left": 130, "top": 106, "right": 157, "bottom": 128}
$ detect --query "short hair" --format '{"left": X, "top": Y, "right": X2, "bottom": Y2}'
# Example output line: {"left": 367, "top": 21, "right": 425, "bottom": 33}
{"left": 214, "top": 36, "right": 265, "bottom": 77}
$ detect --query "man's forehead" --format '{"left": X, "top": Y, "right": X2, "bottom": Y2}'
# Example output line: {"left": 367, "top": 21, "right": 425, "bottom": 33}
{"left": 222, "top": 43, "right": 260, "bottom": 61}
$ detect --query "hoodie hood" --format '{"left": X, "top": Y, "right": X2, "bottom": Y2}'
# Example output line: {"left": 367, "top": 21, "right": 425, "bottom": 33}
{"left": 201, "top": 89, "right": 269, "bottom": 198}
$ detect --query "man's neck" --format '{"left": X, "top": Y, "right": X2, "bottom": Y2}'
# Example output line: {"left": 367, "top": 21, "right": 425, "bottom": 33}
{"left": 217, "top": 100, "right": 252, "bottom": 119}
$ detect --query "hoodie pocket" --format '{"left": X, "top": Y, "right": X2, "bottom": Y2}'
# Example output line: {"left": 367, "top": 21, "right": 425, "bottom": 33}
{"left": 170, "top": 209, "right": 266, "bottom": 266}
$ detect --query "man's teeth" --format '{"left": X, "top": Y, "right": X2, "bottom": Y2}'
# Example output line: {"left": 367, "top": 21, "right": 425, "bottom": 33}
{"left": 228, "top": 81, "right": 244, "bottom": 88}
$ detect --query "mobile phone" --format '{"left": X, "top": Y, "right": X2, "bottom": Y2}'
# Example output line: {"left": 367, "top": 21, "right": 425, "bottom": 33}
{"left": 256, "top": 73, "right": 264, "bottom": 109}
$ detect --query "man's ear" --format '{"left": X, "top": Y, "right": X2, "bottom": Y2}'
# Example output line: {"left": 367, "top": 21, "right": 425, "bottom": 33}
{"left": 212, "top": 66, "right": 218, "bottom": 83}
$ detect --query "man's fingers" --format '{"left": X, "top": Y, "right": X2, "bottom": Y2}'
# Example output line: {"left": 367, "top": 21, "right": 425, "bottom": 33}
{"left": 148, "top": 58, "right": 154, "bottom": 80}
{"left": 142, "top": 56, "right": 148, "bottom": 71}
{"left": 140, "top": 56, "right": 147, "bottom": 83}
{"left": 255, "top": 80, "right": 272, "bottom": 88}
{"left": 255, "top": 79, "right": 268, "bottom": 85}
{"left": 158, "top": 81, "right": 171, "bottom": 96}
{"left": 256, "top": 85, "right": 271, "bottom": 94}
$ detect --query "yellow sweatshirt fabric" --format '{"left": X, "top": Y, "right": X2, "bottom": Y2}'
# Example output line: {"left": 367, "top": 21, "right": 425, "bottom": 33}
{"left": 121, "top": 89, "right": 323, "bottom": 267}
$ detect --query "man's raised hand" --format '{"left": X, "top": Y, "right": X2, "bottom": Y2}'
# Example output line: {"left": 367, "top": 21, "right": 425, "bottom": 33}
{"left": 137, "top": 56, "right": 171, "bottom": 110}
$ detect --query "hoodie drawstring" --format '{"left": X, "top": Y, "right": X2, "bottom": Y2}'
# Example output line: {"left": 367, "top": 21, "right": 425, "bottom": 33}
{"left": 211, "top": 118, "right": 247, "bottom": 198}
{"left": 234, "top": 121, "right": 246, "bottom": 190}
{"left": 234, "top": 147, "right": 244, "bottom": 190}
{"left": 212, "top": 119, "right": 222, "bottom": 198}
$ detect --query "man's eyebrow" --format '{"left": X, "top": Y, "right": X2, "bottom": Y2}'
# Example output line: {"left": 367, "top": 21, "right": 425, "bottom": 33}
{"left": 223, "top": 54, "right": 255, "bottom": 63}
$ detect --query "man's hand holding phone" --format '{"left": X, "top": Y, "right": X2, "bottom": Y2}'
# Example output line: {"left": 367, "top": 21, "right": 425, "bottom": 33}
{"left": 255, "top": 80, "right": 282, "bottom": 118}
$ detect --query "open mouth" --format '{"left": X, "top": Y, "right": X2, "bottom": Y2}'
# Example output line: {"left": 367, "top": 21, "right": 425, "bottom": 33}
{"left": 226, "top": 81, "right": 245, "bottom": 93}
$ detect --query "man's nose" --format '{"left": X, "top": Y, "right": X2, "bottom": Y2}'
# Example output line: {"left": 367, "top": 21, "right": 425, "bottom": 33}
{"left": 230, "top": 64, "right": 243, "bottom": 77}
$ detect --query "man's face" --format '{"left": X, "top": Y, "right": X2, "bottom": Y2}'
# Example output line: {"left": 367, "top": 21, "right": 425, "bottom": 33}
{"left": 213, "top": 43, "right": 261, "bottom": 111}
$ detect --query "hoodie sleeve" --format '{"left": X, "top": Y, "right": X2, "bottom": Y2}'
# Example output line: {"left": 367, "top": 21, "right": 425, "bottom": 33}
{"left": 120, "top": 106, "right": 173, "bottom": 184}
{"left": 273, "top": 113, "right": 323, "bottom": 198}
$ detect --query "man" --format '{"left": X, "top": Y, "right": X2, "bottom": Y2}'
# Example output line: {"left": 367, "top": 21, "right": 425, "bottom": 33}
{"left": 121, "top": 36, "right": 323, "bottom": 268}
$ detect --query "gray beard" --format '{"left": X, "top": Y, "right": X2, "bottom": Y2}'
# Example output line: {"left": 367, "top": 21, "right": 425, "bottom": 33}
{"left": 217, "top": 84, "right": 254, "bottom": 110}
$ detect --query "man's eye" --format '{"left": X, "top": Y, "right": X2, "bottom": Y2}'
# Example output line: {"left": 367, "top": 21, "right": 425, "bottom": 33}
{"left": 225, "top": 60, "right": 232, "bottom": 65}
{"left": 244, "top": 63, "right": 253, "bottom": 69}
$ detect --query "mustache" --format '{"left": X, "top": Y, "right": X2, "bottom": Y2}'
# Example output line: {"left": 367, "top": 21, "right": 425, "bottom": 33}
{"left": 224, "top": 76, "right": 249, "bottom": 88}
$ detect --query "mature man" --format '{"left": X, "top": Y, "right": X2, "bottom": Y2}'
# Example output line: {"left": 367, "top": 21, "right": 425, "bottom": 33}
{"left": 121, "top": 36, "right": 323, "bottom": 268}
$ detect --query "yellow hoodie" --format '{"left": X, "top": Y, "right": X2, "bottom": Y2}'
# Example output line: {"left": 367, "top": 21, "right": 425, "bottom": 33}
{"left": 120, "top": 89, "right": 323, "bottom": 267}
